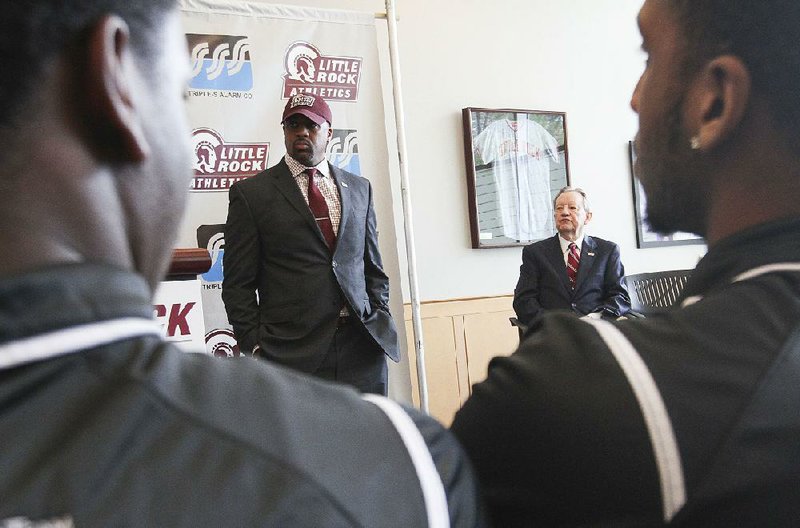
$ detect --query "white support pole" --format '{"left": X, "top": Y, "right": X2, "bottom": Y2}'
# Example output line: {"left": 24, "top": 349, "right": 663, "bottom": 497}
{"left": 384, "top": 0, "right": 429, "bottom": 413}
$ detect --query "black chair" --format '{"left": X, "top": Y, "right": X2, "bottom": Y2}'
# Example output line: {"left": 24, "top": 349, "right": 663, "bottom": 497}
{"left": 624, "top": 269, "right": 693, "bottom": 317}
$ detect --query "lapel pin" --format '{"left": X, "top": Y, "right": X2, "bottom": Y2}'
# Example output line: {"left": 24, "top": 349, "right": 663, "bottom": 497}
{"left": 340, "top": 181, "right": 348, "bottom": 188}
{"left": 588, "top": 252, "right": 595, "bottom": 256}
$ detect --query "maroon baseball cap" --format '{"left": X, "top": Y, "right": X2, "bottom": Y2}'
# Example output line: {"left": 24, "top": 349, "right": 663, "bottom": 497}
{"left": 281, "top": 93, "right": 332, "bottom": 126}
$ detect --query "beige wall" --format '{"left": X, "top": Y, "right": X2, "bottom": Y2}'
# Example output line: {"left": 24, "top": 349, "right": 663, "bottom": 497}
{"left": 404, "top": 296, "right": 519, "bottom": 425}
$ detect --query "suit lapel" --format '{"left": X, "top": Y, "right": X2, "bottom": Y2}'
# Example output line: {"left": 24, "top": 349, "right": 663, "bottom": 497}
{"left": 544, "top": 235, "right": 572, "bottom": 292}
{"left": 575, "top": 235, "right": 597, "bottom": 290}
{"left": 271, "top": 160, "right": 328, "bottom": 246}
{"left": 331, "top": 164, "right": 351, "bottom": 238}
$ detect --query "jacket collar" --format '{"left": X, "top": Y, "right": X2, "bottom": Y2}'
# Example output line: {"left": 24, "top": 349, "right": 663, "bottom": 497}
{"left": 0, "top": 263, "right": 153, "bottom": 345}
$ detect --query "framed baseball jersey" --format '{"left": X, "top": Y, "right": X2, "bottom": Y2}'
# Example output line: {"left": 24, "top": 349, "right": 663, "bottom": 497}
{"left": 463, "top": 107, "right": 571, "bottom": 248}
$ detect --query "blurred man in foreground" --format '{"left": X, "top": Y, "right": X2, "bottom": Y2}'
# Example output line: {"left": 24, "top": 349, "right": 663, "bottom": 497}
{"left": 452, "top": 0, "right": 800, "bottom": 525}
{"left": 0, "top": 2, "right": 483, "bottom": 526}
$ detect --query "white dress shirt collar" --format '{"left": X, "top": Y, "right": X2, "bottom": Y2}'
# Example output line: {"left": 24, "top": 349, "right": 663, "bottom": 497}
{"left": 558, "top": 234, "right": 585, "bottom": 254}
{"left": 285, "top": 154, "right": 330, "bottom": 179}
{"left": 558, "top": 234, "right": 585, "bottom": 265}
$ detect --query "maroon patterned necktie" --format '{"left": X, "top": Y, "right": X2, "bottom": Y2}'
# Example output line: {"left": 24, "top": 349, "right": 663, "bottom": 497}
{"left": 567, "top": 242, "right": 580, "bottom": 289}
{"left": 305, "top": 168, "right": 336, "bottom": 251}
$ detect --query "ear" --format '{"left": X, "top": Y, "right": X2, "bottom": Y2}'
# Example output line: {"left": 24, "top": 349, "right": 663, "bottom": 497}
{"left": 684, "top": 55, "right": 751, "bottom": 152}
{"left": 584, "top": 211, "right": 593, "bottom": 225}
{"left": 85, "top": 15, "right": 150, "bottom": 162}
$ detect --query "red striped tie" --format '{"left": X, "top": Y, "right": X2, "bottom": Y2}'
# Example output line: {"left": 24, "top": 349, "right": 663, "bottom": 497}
{"left": 305, "top": 168, "right": 336, "bottom": 251}
{"left": 567, "top": 242, "right": 580, "bottom": 289}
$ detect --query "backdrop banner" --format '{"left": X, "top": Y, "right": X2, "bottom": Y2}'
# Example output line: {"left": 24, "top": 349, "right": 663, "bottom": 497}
{"left": 178, "top": 0, "right": 394, "bottom": 357}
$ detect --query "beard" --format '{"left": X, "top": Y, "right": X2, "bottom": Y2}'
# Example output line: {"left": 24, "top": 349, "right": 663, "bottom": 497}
{"left": 634, "top": 95, "right": 709, "bottom": 237}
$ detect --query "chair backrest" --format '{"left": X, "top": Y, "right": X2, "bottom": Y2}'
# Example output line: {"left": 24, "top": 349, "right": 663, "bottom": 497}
{"left": 624, "top": 269, "right": 693, "bottom": 316}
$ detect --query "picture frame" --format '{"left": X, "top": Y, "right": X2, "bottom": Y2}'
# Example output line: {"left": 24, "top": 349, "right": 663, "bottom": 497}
{"left": 462, "top": 107, "right": 570, "bottom": 248}
{"left": 628, "top": 141, "right": 705, "bottom": 248}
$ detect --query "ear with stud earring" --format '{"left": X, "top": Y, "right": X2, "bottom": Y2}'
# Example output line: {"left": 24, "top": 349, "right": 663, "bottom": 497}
{"left": 690, "top": 136, "right": 701, "bottom": 150}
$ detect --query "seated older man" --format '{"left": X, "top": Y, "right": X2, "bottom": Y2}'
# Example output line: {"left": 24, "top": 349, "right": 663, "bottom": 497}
{"left": 513, "top": 186, "right": 631, "bottom": 327}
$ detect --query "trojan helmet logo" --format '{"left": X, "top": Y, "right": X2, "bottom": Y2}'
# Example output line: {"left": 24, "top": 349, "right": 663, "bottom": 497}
{"left": 205, "top": 328, "right": 242, "bottom": 358}
{"left": 193, "top": 129, "right": 221, "bottom": 174}
{"left": 187, "top": 34, "right": 253, "bottom": 91}
{"left": 285, "top": 42, "right": 319, "bottom": 83}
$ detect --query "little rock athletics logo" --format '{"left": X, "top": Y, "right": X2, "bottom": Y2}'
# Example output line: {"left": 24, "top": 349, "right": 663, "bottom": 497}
{"left": 282, "top": 41, "right": 362, "bottom": 102}
{"left": 187, "top": 34, "right": 253, "bottom": 92}
{"left": 192, "top": 128, "right": 269, "bottom": 191}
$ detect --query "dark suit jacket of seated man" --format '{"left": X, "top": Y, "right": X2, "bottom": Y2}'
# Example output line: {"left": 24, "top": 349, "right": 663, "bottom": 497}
{"left": 513, "top": 187, "right": 631, "bottom": 326}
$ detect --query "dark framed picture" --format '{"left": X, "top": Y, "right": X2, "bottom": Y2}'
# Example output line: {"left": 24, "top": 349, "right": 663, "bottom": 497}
{"left": 629, "top": 141, "right": 705, "bottom": 248}
{"left": 462, "top": 107, "right": 570, "bottom": 248}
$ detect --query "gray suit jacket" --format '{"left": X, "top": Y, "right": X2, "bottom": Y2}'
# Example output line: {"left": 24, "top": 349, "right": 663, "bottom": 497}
{"left": 222, "top": 159, "right": 399, "bottom": 372}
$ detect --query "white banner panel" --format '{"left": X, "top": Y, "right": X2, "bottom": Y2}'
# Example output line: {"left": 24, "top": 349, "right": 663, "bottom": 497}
{"left": 153, "top": 280, "right": 207, "bottom": 353}
{"left": 177, "top": 1, "right": 399, "bottom": 363}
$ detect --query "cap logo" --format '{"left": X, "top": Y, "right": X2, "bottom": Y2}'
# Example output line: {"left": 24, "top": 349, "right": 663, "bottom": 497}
{"left": 290, "top": 94, "right": 315, "bottom": 109}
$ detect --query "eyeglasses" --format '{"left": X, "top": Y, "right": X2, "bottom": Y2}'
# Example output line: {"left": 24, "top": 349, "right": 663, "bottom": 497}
{"left": 283, "top": 119, "right": 321, "bottom": 132}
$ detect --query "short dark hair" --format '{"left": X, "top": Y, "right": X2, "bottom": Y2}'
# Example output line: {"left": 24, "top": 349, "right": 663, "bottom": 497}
{"left": 670, "top": 0, "right": 800, "bottom": 148}
{"left": 0, "top": 0, "right": 176, "bottom": 127}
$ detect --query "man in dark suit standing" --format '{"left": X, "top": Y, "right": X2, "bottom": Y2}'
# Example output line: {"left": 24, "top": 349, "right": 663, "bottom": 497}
{"left": 513, "top": 186, "right": 630, "bottom": 326}
{"left": 223, "top": 94, "right": 398, "bottom": 395}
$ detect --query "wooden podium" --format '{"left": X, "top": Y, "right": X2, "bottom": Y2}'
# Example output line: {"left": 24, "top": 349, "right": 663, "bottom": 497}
{"left": 166, "top": 248, "right": 212, "bottom": 280}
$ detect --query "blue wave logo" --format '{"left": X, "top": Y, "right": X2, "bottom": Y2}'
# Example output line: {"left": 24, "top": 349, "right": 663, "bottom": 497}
{"left": 201, "top": 230, "right": 225, "bottom": 283}
{"left": 188, "top": 35, "right": 253, "bottom": 91}
{"left": 327, "top": 129, "right": 360, "bottom": 176}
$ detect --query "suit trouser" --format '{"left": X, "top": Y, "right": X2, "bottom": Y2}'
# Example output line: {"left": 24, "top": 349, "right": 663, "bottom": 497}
{"left": 314, "top": 318, "right": 388, "bottom": 395}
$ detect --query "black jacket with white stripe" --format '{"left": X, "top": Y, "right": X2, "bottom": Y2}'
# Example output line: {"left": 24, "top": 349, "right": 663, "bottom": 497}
{"left": 0, "top": 264, "right": 484, "bottom": 527}
{"left": 452, "top": 217, "right": 800, "bottom": 527}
